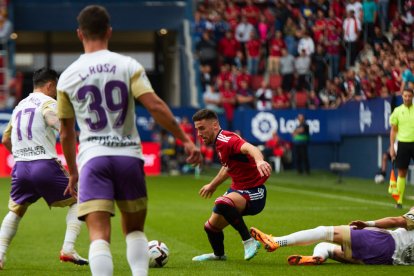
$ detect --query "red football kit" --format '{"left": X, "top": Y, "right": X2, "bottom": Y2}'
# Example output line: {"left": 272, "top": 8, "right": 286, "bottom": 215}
{"left": 214, "top": 130, "right": 269, "bottom": 190}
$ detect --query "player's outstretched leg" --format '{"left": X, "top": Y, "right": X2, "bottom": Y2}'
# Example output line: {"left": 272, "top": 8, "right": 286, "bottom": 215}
{"left": 59, "top": 204, "right": 88, "bottom": 266}
{"left": 287, "top": 255, "right": 324, "bottom": 265}
{"left": 250, "top": 227, "right": 279, "bottom": 252}
{"left": 0, "top": 211, "right": 22, "bottom": 269}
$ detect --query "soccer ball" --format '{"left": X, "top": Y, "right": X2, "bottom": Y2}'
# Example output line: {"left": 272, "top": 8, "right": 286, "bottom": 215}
{"left": 374, "top": 174, "right": 385, "bottom": 184}
{"left": 148, "top": 240, "right": 169, "bottom": 268}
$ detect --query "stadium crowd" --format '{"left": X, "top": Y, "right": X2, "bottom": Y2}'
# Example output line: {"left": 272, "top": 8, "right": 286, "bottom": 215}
{"left": 193, "top": 0, "right": 414, "bottom": 113}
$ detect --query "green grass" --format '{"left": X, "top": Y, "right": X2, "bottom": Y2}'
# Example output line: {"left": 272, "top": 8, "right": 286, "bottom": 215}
{"left": 0, "top": 170, "right": 413, "bottom": 275}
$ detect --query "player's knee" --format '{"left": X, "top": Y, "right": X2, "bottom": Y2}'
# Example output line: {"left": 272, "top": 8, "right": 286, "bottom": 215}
{"left": 213, "top": 196, "right": 235, "bottom": 215}
{"left": 204, "top": 220, "right": 220, "bottom": 233}
{"left": 314, "top": 242, "right": 335, "bottom": 259}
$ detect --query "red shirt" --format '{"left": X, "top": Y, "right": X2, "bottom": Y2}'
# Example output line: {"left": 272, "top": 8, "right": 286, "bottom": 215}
{"left": 268, "top": 38, "right": 286, "bottom": 57}
{"left": 242, "top": 4, "right": 260, "bottom": 26}
{"left": 219, "top": 37, "right": 240, "bottom": 58}
{"left": 220, "top": 88, "right": 236, "bottom": 121}
{"left": 225, "top": 5, "right": 241, "bottom": 30}
{"left": 246, "top": 39, "right": 261, "bottom": 58}
{"left": 236, "top": 73, "right": 252, "bottom": 89}
{"left": 313, "top": 19, "right": 327, "bottom": 43}
{"left": 215, "top": 130, "right": 268, "bottom": 190}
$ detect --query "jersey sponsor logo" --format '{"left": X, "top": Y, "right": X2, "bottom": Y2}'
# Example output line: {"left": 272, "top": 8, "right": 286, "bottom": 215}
{"left": 86, "top": 135, "right": 138, "bottom": 147}
{"left": 14, "top": 146, "right": 46, "bottom": 157}
{"left": 217, "top": 133, "right": 231, "bottom": 143}
{"left": 359, "top": 102, "right": 372, "bottom": 132}
{"left": 401, "top": 244, "right": 414, "bottom": 265}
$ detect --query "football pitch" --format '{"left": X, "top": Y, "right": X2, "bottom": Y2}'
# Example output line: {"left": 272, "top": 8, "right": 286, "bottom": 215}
{"left": 0, "top": 170, "right": 413, "bottom": 275}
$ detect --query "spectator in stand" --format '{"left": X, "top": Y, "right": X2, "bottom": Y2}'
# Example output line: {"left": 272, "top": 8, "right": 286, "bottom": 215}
{"left": 257, "top": 14, "right": 270, "bottom": 47}
{"left": 272, "top": 87, "right": 291, "bottom": 110}
{"left": 300, "top": 0, "right": 316, "bottom": 26}
{"left": 325, "top": 24, "right": 341, "bottom": 79}
{"left": 399, "top": 25, "right": 413, "bottom": 50}
{"left": 267, "top": 30, "right": 286, "bottom": 75}
{"left": 315, "top": 0, "right": 330, "bottom": 17}
{"left": 196, "top": 31, "right": 218, "bottom": 75}
{"left": 193, "top": 10, "right": 214, "bottom": 44}
{"left": 200, "top": 64, "right": 212, "bottom": 92}
{"left": 390, "top": 59, "right": 402, "bottom": 94}
{"left": 216, "top": 63, "right": 232, "bottom": 90}
{"left": 326, "top": 8, "right": 343, "bottom": 34}
{"left": 362, "top": 0, "right": 378, "bottom": 43}
{"left": 298, "top": 29, "right": 315, "bottom": 57}
{"left": 346, "top": 0, "right": 363, "bottom": 22}
{"left": 307, "top": 90, "right": 320, "bottom": 109}
{"left": 377, "top": 0, "right": 389, "bottom": 33}
{"left": 242, "top": 0, "right": 260, "bottom": 27}
{"left": 312, "top": 9, "right": 327, "bottom": 45}
{"left": 401, "top": 59, "right": 414, "bottom": 94}
{"left": 235, "top": 65, "right": 251, "bottom": 90}
{"left": 235, "top": 15, "right": 254, "bottom": 49}
{"left": 295, "top": 49, "right": 312, "bottom": 91}
{"left": 219, "top": 30, "right": 240, "bottom": 66}
{"left": 213, "top": 13, "right": 230, "bottom": 43}
{"left": 343, "top": 9, "right": 362, "bottom": 68}
{"left": 283, "top": 17, "right": 299, "bottom": 56}
{"left": 280, "top": 48, "right": 295, "bottom": 92}
{"left": 255, "top": 80, "right": 273, "bottom": 111}
{"left": 236, "top": 80, "right": 255, "bottom": 111}
{"left": 220, "top": 80, "right": 237, "bottom": 130}
{"left": 370, "top": 26, "right": 390, "bottom": 49}
{"left": 0, "top": 7, "right": 12, "bottom": 48}
{"left": 246, "top": 31, "right": 261, "bottom": 75}
{"left": 224, "top": 0, "right": 241, "bottom": 31}
{"left": 341, "top": 69, "right": 364, "bottom": 102}
{"left": 273, "top": 0, "right": 292, "bottom": 32}
{"left": 319, "top": 79, "right": 341, "bottom": 109}
{"left": 331, "top": 0, "right": 345, "bottom": 19}
{"left": 263, "top": 131, "right": 290, "bottom": 167}
{"left": 203, "top": 85, "right": 224, "bottom": 115}
{"left": 312, "top": 44, "right": 328, "bottom": 92}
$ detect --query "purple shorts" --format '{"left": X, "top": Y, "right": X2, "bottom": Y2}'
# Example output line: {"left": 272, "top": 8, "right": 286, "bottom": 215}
{"left": 79, "top": 156, "right": 147, "bottom": 203}
{"left": 350, "top": 228, "right": 395, "bottom": 265}
{"left": 10, "top": 159, "right": 73, "bottom": 207}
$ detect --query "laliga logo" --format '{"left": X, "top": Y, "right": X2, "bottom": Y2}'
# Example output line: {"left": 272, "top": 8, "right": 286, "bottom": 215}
{"left": 251, "top": 112, "right": 278, "bottom": 142}
{"left": 143, "top": 153, "right": 157, "bottom": 167}
{"left": 359, "top": 103, "right": 372, "bottom": 132}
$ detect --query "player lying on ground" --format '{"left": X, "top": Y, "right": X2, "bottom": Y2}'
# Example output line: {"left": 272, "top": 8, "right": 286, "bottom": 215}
{"left": 250, "top": 208, "right": 414, "bottom": 265}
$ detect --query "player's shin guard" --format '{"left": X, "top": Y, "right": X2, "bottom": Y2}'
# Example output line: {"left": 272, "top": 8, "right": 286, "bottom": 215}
{"left": 397, "top": 176, "right": 406, "bottom": 204}
{"left": 213, "top": 197, "right": 251, "bottom": 241}
{"left": 62, "top": 204, "right": 82, "bottom": 253}
{"left": 204, "top": 221, "right": 225, "bottom": 257}
{"left": 89, "top": 239, "right": 113, "bottom": 276}
{"left": 0, "top": 211, "right": 21, "bottom": 259}
{"left": 126, "top": 231, "right": 149, "bottom": 276}
{"left": 313, "top": 242, "right": 337, "bottom": 260}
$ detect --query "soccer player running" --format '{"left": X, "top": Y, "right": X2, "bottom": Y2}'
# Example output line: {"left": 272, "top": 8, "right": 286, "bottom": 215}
{"left": 389, "top": 88, "right": 414, "bottom": 208}
{"left": 250, "top": 208, "right": 414, "bottom": 266}
{"left": 192, "top": 109, "right": 272, "bottom": 261}
{"left": 0, "top": 68, "right": 87, "bottom": 269}
{"left": 57, "top": 5, "right": 201, "bottom": 276}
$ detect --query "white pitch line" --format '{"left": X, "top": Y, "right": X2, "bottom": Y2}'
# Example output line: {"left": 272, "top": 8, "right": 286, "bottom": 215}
{"left": 195, "top": 175, "right": 395, "bottom": 208}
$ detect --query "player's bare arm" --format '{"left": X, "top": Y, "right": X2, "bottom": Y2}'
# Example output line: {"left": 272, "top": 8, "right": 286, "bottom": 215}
{"left": 1, "top": 121, "right": 12, "bottom": 153}
{"left": 389, "top": 125, "right": 398, "bottom": 160}
{"left": 200, "top": 166, "right": 229, "bottom": 199}
{"left": 240, "top": 142, "right": 272, "bottom": 177}
{"left": 349, "top": 216, "right": 407, "bottom": 230}
{"left": 59, "top": 117, "right": 78, "bottom": 199}
{"left": 138, "top": 92, "right": 201, "bottom": 165}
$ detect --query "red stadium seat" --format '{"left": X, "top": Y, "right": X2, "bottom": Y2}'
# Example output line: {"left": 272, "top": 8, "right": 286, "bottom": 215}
{"left": 269, "top": 74, "right": 282, "bottom": 90}
{"left": 295, "top": 91, "right": 308, "bottom": 108}
{"left": 250, "top": 75, "right": 264, "bottom": 90}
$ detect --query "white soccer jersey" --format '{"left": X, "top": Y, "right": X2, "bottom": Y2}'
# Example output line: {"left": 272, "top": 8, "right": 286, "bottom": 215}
{"left": 57, "top": 49, "right": 154, "bottom": 168}
{"left": 8, "top": 92, "right": 58, "bottom": 161}
{"left": 390, "top": 210, "right": 414, "bottom": 265}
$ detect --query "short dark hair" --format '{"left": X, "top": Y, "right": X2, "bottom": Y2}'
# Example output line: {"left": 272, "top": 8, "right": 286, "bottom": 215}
{"left": 32, "top": 68, "right": 58, "bottom": 88}
{"left": 77, "top": 5, "right": 110, "bottom": 40}
{"left": 403, "top": 88, "right": 414, "bottom": 94}
{"left": 192, "top": 109, "right": 218, "bottom": 122}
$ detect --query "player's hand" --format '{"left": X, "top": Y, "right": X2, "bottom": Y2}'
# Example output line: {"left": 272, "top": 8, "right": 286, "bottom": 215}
{"left": 199, "top": 184, "right": 216, "bottom": 199}
{"left": 390, "top": 148, "right": 396, "bottom": 161}
{"left": 64, "top": 173, "right": 79, "bottom": 199}
{"left": 184, "top": 141, "right": 202, "bottom": 165}
{"left": 349, "top": 220, "right": 367, "bottom": 229}
{"left": 256, "top": 160, "right": 272, "bottom": 177}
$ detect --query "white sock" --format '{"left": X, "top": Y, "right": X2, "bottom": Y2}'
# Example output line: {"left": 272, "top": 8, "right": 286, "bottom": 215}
{"left": 274, "top": 226, "right": 334, "bottom": 247}
{"left": 126, "top": 231, "right": 149, "bottom": 276}
{"left": 313, "top": 242, "right": 338, "bottom": 260}
{"left": 0, "top": 212, "right": 21, "bottom": 259}
{"left": 62, "top": 204, "right": 82, "bottom": 253}
{"left": 89, "top": 239, "right": 113, "bottom": 276}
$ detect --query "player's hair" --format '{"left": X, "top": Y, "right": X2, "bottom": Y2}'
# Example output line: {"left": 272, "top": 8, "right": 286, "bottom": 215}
{"left": 192, "top": 109, "right": 218, "bottom": 122}
{"left": 32, "top": 68, "right": 58, "bottom": 88}
{"left": 77, "top": 5, "right": 110, "bottom": 40}
{"left": 403, "top": 88, "right": 414, "bottom": 94}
